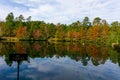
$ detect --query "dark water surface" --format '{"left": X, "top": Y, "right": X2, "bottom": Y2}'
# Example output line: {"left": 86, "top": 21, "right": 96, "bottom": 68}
{"left": 0, "top": 42, "right": 120, "bottom": 80}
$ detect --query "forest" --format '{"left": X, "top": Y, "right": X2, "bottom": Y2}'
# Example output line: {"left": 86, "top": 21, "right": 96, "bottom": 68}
{"left": 0, "top": 12, "right": 120, "bottom": 45}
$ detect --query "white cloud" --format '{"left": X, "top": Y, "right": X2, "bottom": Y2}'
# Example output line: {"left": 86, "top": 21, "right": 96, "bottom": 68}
{"left": 40, "top": 4, "right": 54, "bottom": 12}
{"left": 28, "top": 58, "right": 53, "bottom": 72}
{"left": 0, "top": 56, "right": 7, "bottom": 68}
{"left": 0, "top": 0, "right": 120, "bottom": 24}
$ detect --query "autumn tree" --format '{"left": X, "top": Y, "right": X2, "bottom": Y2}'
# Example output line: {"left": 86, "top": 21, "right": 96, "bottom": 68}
{"left": 16, "top": 26, "right": 29, "bottom": 39}
{"left": 101, "top": 20, "right": 109, "bottom": 42}
{"left": 79, "top": 27, "right": 85, "bottom": 40}
{"left": 87, "top": 25, "right": 101, "bottom": 42}
{"left": 32, "top": 29, "right": 41, "bottom": 39}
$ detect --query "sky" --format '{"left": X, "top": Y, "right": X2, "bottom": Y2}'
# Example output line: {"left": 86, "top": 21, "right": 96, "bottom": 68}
{"left": 0, "top": 0, "right": 120, "bottom": 24}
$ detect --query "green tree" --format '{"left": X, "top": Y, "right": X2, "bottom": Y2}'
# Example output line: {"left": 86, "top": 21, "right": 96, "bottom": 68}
{"left": 5, "top": 12, "right": 14, "bottom": 36}
{"left": 82, "top": 17, "right": 91, "bottom": 28}
{"left": 93, "top": 17, "right": 101, "bottom": 26}
{"left": 18, "top": 15, "right": 24, "bottom": 22}
{"left": 0, "top": 21, "right": 5, "bottom": 37}
{"left": 18, "top": 14, "right": 25, "bottom": 27}
{"left": 26, "top": 16, "right": 31, "bottom": 22}
{"left": 111, "top": 21, "right": 120, "bottom": 43}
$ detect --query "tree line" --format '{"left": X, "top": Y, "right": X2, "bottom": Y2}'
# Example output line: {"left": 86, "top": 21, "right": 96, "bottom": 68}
{"left": 0, "top": 12, "right": 120, "bottom": 45}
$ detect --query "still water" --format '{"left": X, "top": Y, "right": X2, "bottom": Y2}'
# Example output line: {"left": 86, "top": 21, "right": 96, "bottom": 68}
{"left": 0, "top": 42, "right": 120, "bottom": 80}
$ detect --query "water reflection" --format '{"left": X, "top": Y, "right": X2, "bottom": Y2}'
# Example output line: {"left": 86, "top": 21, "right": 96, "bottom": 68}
{"left": 0, "top": 42, "right": 120, "bottom": 67}
{"left": 0, "top": 42, "right": 120, "bottom": 80}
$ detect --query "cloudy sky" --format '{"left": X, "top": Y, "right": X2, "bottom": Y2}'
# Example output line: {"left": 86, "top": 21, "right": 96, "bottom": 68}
{"left": 0, "top": 0, "right": 120, "bottom": 24}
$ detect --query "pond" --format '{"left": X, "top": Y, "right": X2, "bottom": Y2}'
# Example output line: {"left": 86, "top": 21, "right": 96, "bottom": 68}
{"left": 0, "top": 42, "right": 120, "bottom": 80}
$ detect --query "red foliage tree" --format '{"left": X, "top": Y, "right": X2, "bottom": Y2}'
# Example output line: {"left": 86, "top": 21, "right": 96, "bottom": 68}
{"left": 33, "top": 29, "right": 41, "bottom": 39}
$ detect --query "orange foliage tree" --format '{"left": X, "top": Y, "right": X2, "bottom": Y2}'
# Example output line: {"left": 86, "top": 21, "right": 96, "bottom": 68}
{"left": 87, "top": 25, "right": 100, "bottom": 42}
{"left": 16, "top": 26, "right": 28, "bottom": 39}
{"left": 86, "top": 27, "right": 93, "bottom": 40}
{"left": 79, "top": 28, "right": 85, "bottom": 40}
{"left": 101, "top": 24, "right": 109, "bottom": 41}
{"left": 70, "top": 30, "right": 80, "bottom": 40}
{"left": 92, "top": 25, "right": 101, "bottom": 41}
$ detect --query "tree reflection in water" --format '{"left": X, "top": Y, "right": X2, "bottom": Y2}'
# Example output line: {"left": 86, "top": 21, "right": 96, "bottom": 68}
{"left": 0, "top": 42, "right": 120, "bottom": 67}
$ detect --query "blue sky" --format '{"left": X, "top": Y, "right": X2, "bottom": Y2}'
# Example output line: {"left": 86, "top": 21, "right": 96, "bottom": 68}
{"left": 0, "top": 0, "right": 120, "bottom": 24}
